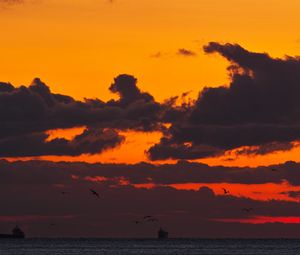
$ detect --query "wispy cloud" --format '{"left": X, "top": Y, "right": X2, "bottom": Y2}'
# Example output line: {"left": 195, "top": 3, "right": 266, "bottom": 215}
{"left": 177, "top": 48, "right": 197, "bottom": 57}
{"left": 151, "top": 48, "right": 197, "bottom": 58}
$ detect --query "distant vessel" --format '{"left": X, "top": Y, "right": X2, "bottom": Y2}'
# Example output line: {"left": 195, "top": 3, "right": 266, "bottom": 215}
{"left": 157, "top": 228, "right": 168, "bottom": 239}
{"left": 0, "top": 225, "right": 25, "bottom": 239}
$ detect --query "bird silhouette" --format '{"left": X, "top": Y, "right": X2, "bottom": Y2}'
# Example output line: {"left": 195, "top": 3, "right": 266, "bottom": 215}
{"left": 222, "top": 188, "right": 230, "bottom": 195}
{"left": 90, "top": 189, "right": 100, "bottom": 199}
{"left": 242, "top": 208, "right": 254, "bottom": 212}
{"left": 143, "top": 215, "right": 153, "bottom": 219}
{"left": 61, "top": 191, "right": 69, "bottom": 195}
{"left": 271, "top": 168, "right": 279, "bottom": 172}
{"left": 133, "top": 221, "right": 142, "bottom": 224}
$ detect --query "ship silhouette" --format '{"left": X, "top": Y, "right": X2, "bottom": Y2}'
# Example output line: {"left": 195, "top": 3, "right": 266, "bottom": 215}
{"left": 0, "top": 225, "right": 25, "bottom": 239}
{"left": 157, "top": 227, "right": 168, "bottom": 239}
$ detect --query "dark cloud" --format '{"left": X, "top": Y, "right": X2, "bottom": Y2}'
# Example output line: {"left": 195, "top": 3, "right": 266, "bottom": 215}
{"left": 148, "top": 42, "right": 300, "bottom": 160}
{"left": 1, "top": 159, "right": 300, "bottom": 187}
{"left": 0, "top": 75, "right": 169, "bottom": 157}
{"left": 147, "top": 137, "right": 223, "bottom": 160}
{"left": 108, "top": 74, "right": 154, "bottom": 107}
{"left": 0, "top": 128, "right": 124, "bottom": 157}
{"left": 0, "top": 75, "right": 163, "bottom": 136}
{"left": 0, "top": 82, "right": 14, "bottom": 92}
{"left": 281, "top": 191, "right": 300, "bottom": 199}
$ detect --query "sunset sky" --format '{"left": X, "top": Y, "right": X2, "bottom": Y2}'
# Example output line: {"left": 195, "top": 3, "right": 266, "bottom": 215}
{"left": 2, "top": 0, "right": 300, "bottom": 238}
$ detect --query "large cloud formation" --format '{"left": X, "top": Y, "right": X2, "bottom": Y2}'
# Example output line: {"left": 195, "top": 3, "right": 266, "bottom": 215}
{"left": 148, "top": 42, "right": 300, "bottom": 160}
{"left": 0, "top": 75, "right": 169, "bottom": 157}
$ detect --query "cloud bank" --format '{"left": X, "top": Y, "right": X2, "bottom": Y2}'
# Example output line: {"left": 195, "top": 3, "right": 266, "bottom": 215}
{"left": 2, "top": 160, "right": 300, "bottom": 237}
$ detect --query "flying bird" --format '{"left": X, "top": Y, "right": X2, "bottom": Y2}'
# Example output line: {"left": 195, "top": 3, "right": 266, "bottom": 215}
{"left": 61, "top": 191, "right": 69, "bottom": 195}
{"left": 222, "top": 188, "right": 230, "bottom": 195}
{"left": 133, "top": 221, "right": 142, "bottom": 224}
{"left": 90, "top": 189, "right": 100, "bottom": 199}
{"left": 242, "top": 208, "right": 254, "bottom": 213}
{"left": 271, "top": 168, "right": 279, "bottom": 172}
{"left": 143, "top": 216, "right": 153, "bottom": 219}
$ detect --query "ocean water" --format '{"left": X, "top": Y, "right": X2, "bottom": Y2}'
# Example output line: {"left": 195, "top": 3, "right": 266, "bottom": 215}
{"left": 1, "top": 239, "right": 300, "bottom": 255}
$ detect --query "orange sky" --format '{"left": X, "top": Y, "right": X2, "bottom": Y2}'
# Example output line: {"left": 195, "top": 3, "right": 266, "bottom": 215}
{"left": 2, "top": 0, "right": 300, "bottom": 102}
{"left": 2, "top": 0, "right": 300, "bottom": 167}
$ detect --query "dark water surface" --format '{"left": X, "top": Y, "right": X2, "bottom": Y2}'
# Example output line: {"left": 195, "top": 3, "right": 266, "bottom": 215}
{"left": 1, "top": 239, "right": 300, "bottom": 255}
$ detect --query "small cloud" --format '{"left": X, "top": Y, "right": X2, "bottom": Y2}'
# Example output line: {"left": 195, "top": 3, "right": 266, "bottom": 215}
{"left": 177, "top": 48, "right": 197, "bottom": 57}
{"left": 150, "top": 52, "right": 163, "bottom": 58}
{"left": 150, "top": 49, "right": 197, "bottom": 59}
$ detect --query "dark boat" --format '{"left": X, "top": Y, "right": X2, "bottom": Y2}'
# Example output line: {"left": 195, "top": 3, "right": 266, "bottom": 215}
{"left": 0, "top": 225, "right": 25, "bottom": 239}
{"left": 157, "top": 227, "right": 168, "bottom": 239}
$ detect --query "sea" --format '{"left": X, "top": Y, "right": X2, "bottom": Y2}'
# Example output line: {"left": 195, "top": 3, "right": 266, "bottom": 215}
{"left": 1, "top": 239, "right": 300, "bottom": 255}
